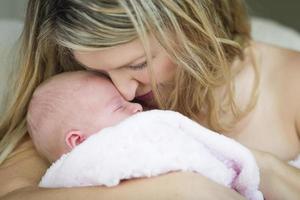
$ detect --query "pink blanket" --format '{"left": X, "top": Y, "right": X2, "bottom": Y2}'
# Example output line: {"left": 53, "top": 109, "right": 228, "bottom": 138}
{"left": 39, "top": 110, "right": 263, "bottom": 200}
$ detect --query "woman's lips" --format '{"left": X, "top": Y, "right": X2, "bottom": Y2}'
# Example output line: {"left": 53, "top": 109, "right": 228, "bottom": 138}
{"left": 135, "top": 91, "right": 158, "bottom": 110}
{"left": 135, "top": 91, "right": 154, "bottom": 102}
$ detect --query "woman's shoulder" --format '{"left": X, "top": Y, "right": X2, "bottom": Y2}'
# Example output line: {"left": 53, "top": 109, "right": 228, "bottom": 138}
{"left": 258, "top": 41, "right": 300, "bottom": 138}
{"left": 0, "top": 135, "right": 49, "bottom": 197}
{"left": 231, "top": 42, "right": 300, "bottom": 160}
{"left": 276, "top": 47, "right": 300, "bottom": 137}
{"left": 255, "top": 40, "right": 300, "bottom": 69}
{"left": 256, "top": 41, "right": 300, "bottom": 101}
{"left": 2, "top": 135, "right": 36, "bottom": 165}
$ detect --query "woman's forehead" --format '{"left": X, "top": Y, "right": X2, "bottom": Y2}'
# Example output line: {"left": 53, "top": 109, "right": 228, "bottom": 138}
{"left": 73, "top": 38, "right": 147, "bottom": 70}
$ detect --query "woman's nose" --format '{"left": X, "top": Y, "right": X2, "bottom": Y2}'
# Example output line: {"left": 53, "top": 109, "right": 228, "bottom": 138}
{"left": 109, "top": 71, "right": 138, "bottom": 101}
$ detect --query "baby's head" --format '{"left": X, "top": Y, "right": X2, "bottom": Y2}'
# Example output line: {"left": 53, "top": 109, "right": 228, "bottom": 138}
{"left": 27, "top": 71, "right": 142, "bottom": 162}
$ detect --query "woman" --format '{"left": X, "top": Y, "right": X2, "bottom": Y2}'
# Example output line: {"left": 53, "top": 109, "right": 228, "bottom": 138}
{"left": 0, "top": 0, "right": 299, "bottom": 199}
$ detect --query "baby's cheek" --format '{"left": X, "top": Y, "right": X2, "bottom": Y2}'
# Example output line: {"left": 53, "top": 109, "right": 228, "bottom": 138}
{"left": 98, "top": 113, "right": 128, "bottom": 129}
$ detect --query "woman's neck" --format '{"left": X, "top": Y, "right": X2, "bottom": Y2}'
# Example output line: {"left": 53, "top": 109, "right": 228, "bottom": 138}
{"left": 196, "top": 40, "right": 263, "bottom": 135}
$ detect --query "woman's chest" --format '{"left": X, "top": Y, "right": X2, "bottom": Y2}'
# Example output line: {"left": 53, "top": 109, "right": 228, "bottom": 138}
{"left": 234, "top": 116, "right": 299, "bottom": 161}
{"left": 232, "top": 93, "right": 300, "bottom": 161}
{"left": 227, "top": 43, "right": 300, "bottom": 161}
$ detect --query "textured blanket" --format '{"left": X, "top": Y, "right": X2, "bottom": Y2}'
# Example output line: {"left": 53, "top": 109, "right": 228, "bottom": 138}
{"left": 39, "top": 110, "right": 263, "bottom": 200}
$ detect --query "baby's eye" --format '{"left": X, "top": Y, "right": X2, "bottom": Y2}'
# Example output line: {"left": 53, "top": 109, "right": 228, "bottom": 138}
{"left": 127, "top": 61, "right": 147, "bottom": 70}
{"left": 114, "top": 105, "right": 125, "bottom": 112}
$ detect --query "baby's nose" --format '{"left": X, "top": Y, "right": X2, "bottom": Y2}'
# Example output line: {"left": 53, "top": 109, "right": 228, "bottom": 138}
{"left": 131, "top": 103, "right": 143, "bottom": 113}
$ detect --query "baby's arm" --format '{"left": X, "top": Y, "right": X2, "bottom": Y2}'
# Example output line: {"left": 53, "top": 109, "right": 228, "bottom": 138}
{"left": 0, "top": 137, "right": 245, "bottom": 200}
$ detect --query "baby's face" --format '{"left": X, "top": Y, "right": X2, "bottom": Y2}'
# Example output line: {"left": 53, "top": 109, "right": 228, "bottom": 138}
{"left": 28, "top": 72, "right": 143, "bottom": 162}
{"left": 74, "top": 76, "right": 143, "bottom": 136}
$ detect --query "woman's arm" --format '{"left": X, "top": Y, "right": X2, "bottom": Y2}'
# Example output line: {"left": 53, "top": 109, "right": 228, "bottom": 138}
{"left": 1, "top": 172, "right": 246, "bottom": 200}
{"left": 251, "top": 149, "right": 300, "bottom": 200}
{"left": 0, "top": 139, "right": 245, "bottom": 200}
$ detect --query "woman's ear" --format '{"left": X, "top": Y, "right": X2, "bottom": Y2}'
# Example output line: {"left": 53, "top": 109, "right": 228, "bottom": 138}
{"left": 65, "top": 130, "right": 86, "bottom": 149}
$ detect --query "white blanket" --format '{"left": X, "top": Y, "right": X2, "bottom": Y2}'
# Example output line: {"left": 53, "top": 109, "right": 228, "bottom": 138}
{"left": 39, "top": 110, "right": 263, "bottom": 200}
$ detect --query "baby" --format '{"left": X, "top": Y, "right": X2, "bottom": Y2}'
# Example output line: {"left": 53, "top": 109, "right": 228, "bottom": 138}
{"left": 27, "top": 71, "right": 142, "bottom": 162}
{"left": 26, "top": 71, "right": 263, "bottom": 200}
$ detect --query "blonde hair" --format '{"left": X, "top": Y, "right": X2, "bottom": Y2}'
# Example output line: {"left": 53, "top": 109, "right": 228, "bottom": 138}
{"left": 0, "top": 0, "right": 258, "bottom": 164}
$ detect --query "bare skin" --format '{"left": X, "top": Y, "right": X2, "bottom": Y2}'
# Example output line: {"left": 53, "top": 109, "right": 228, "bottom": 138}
{"left": 231, "top": 42, "right": 300, "bottom": 160}
{"left": 0, "top": 41, "right": 299, "bottom": 199}
{"left": 230, "top": 42, "right": 300, "bottom": 200}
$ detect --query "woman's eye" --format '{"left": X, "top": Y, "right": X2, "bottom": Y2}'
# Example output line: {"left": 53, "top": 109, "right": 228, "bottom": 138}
{"left": 128, "top": 61, "right": 147, "bottom": 70}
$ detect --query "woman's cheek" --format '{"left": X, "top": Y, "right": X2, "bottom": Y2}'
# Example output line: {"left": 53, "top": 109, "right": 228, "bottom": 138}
{"left": 154, "top": 56, "right": 177, "bottom": 83}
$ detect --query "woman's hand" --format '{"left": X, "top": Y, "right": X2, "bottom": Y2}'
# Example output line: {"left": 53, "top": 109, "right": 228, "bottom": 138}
{"left": 250, "top": 148, "right": 300, "bottom": 200}
{"left": 123, "top": 172, "right": 246, "bottom": 200}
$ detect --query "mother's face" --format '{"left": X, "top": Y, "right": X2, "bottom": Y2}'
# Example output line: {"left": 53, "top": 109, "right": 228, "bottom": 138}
{"left": 73, "top": 37, "right": 176, "bottom": 108}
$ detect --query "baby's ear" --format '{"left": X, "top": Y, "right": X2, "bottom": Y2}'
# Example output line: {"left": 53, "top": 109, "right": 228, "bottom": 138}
{"left": 65, "top": 130, "right": 86, "bottom": 149}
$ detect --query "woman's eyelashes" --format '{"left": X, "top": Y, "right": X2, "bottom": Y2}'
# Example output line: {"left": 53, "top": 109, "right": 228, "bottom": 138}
{"left": 127, "top": 61, "right": 147, "bottom": 70}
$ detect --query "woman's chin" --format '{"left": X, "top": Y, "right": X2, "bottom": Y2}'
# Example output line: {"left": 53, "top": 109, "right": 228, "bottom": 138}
{"left": 143, "top": 104, "right": 158, "bottom": 111}
{"left": 133, "top": 99, "right": 158, "bottom": 110}
{"left": 140, "top": 101, "right": 159, "bottom": 111}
